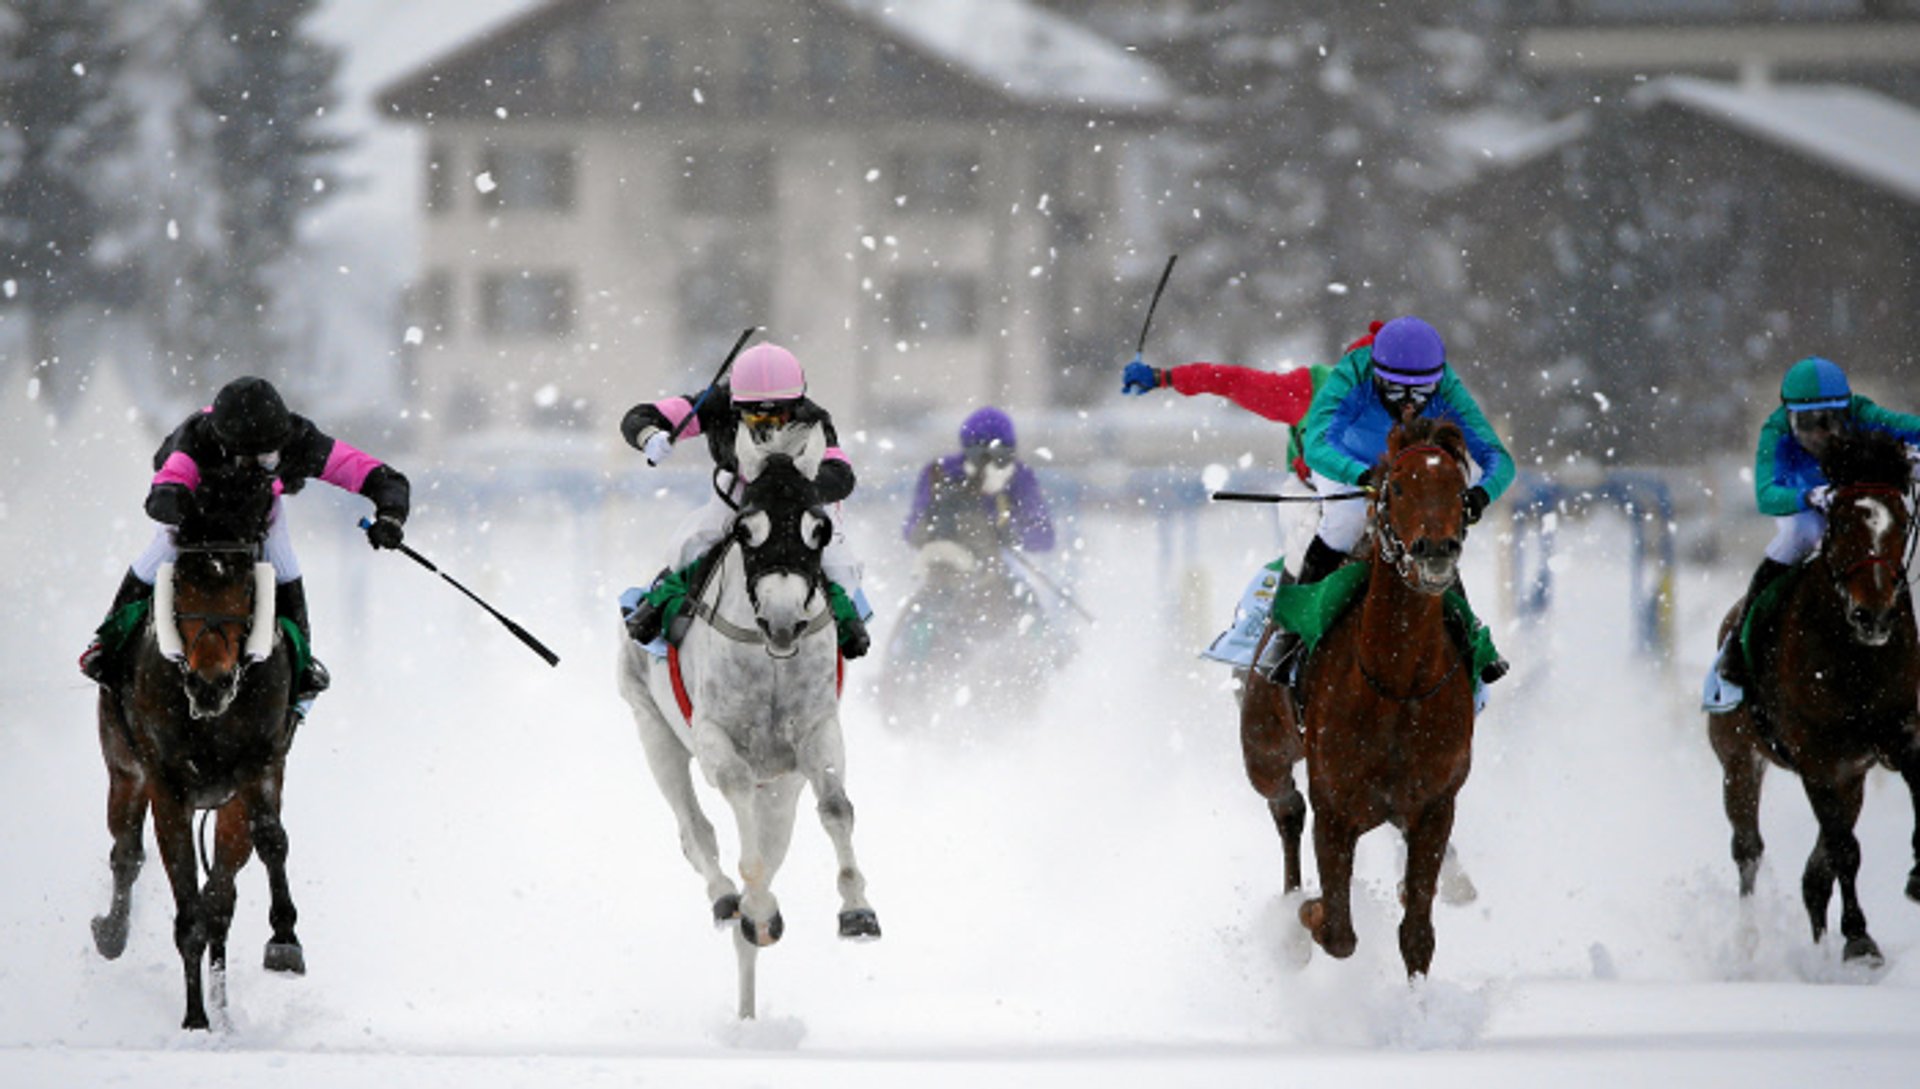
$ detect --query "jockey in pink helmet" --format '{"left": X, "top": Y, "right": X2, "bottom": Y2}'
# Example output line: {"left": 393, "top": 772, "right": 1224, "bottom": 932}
{"left": 619, "top": 342, "right": 871, "bottom": 657}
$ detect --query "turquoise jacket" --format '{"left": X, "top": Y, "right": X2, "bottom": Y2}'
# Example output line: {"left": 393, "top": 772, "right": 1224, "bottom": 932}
{"left": 1754, "top": 395, "right": 1920, "bottom": 516}
{"left": 1301, "top": 345, "right": 1515, "bottom": 500}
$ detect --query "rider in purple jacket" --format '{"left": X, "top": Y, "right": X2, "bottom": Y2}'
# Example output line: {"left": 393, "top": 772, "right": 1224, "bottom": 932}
{"left": 904, "top": 406, "right": 1055, "bottom": 556}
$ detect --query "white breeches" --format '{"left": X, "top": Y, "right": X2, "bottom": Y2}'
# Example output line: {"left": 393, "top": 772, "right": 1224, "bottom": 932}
{"left": 131, "top": 497, "right": 301, "bottom": 585}
{"left": 1764, "top": 511, "right": 1824, "bottom": 565}
{"left": 1308, "top": 470, "right": 1371, "bottom": 554}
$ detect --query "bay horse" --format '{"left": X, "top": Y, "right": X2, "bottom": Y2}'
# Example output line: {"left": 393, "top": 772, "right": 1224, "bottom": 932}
{"left": 1708, "top": 427, "right": 1920, "bottom": 964}
{"left": 1240, "top": 418, "right": 1480, "bottom": 977}
{"left": 91, "top": 516, "right": 302, "bottom": 1030}
{"left": 617, "top": 424, "right": 879, "bottom": 1019}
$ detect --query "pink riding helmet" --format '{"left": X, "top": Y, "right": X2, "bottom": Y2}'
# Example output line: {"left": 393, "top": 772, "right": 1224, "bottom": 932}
{"left": 730, "top": 343, "right": 807, "bottom": 402}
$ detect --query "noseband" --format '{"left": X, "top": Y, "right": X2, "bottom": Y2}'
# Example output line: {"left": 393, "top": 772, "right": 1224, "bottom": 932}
{"left": 167, "top": 542, "right": 263, "bottom": 667}
{"left": 1374, "top": 443, "right": 1469, "bottom": 586}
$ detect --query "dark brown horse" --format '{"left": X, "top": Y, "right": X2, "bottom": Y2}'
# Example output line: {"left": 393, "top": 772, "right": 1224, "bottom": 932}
{"left": 1708, "top": 428, "right": 1920, "bottom": 965}
{"left": 1240, "top": 418, "right": 1479, "bottom": 977}
{"left": 91, "top": 529, "right": 302, "bottom": 1029}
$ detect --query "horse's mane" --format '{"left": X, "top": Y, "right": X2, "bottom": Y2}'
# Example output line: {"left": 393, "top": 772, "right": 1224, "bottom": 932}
{"left": 1820, "top": 428, "right": 1912, "bottom": 490}
{"left": 1385, "top": 417, "right": 1470, "bottom": 468}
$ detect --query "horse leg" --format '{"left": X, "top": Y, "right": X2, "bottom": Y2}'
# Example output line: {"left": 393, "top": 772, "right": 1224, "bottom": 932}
{"left": 1240, "top": 671, "right": 1306, "bottom": 893}
{"left": 1398, "top": 798, "right": 1457, "bottom": 978}
{"left": 92, "top": 729, "right": 148, "bottom": 960}
{"left": 1801, "top": 773, "right": 1880, "bottom": 964}
{"left": 1709, "top": 712, "right": 1767, "bottom": 896}
{"left": 246, "top": 774, "right": 304, "bottom": 974}
{"left": 148, "top": 789, "right": 211, "bottom": 1031}
{"left": 635, "top": 712, "right": 738, "bottom": 922}
{"left": 1271, "top": 789, "right": 1307, "bottom": 895}
{"left": 800, "top": 717, "right": 879, "bottom": 940}
{"left": 722, "top": 773, "right": 804, "bottom": 949}
{"left": 1301, "top": 813, "right": 1359, "bottom": 959}
{"left": 1895, "top": 736, "right": 1920, "bottom": 903}
{"left": 203, "top": 798, "right": 254, "bottom": 1019}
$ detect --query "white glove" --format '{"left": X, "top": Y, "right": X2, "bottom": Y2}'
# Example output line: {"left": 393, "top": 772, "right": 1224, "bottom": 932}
{"left": 1806, "top": 484, "right": 1832, "bottom": 512}
{"left": 643, "top": 429, "right": 674, "bottom": 466}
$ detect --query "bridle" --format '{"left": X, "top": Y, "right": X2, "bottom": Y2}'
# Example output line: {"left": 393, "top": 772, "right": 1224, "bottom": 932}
{"left": 1825, "top": 483, "right": 1912, "bottom": 587}
{"left": 688, "top": 463, "right": 835, "bottom": 652}
{"left": 167, "top": 541, "right": 262, "bottom": 667}
{"left": 1373, "top": 442, "right": 1470, "bottom": 588}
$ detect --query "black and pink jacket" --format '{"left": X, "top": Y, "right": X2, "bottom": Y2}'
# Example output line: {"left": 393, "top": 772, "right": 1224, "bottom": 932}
{"left": 146, "top": 409, "right": 410, "bottom": 532}
{"left": 620, "top": 386, "right": 856, "bottom": 504}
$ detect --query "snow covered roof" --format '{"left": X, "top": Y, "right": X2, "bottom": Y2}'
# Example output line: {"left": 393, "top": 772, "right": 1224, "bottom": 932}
{"left": 826, "top": 0, "right": 1172, "bottom": 112}
{"left": 1632, "top": 77, "right": 1920, "bottom": 205}
{"left": 1440, "top": 108, "right": 1590, "bottom": 173}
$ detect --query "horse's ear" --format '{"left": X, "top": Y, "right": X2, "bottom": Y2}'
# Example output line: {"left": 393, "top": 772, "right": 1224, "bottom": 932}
{"left": 734, "top": 426, "right": 767, "bottom": 483}
{"left": 796, "top": 425, "right": 827, "bottom": 481}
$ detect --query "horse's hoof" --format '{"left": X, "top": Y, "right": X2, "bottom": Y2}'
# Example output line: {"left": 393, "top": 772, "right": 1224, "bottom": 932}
{"left": 183, "top": 1008, "right": 210, "bottom": 1032}
{"left": 1906, "top": 871, "right": 1920, "bottom": 903}
{"left": 838, "top": 908, "right": 881, "bottom": 941}
{"left": 1843, "top": 935, "right": 1885, "bottom": 966}
{"left": 713, "top": 893, "right": 742, "bottom": 926}
{"left": 91, "top": 915, "right": 128, "bottom": 960}
{"left": 263, "top": 941, "right": 305, "bottom": 975}
{"left": 740, "top": 911, "right": 784, "bottom": 947}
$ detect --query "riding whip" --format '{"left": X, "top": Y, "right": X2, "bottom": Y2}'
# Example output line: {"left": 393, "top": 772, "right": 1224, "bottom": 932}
{"left": 1130, "top": 254, "right": 1177, "bottom": 365}
{"left": 1002, "top": 547, "right": 1097, "bottom": 624}
{"left": 670, "top": 326, "right": 759, "bottom": 445}
{"left": 1211, "top": 490, "right": 1373, "bottom": 504}
{"left": 360, "top": 519, "right": 561, "bottom": 666}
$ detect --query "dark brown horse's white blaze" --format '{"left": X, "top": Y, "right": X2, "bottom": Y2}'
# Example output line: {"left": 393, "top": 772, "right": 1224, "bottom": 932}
{"left": 93, "top": 540, "right": 302, "bottom": 1030}
{"left": 1240, "top": 419, "right": 1480, "bottom": 977}
{"left": 1708, "top": 429, "right": 1920, "bottom": 965}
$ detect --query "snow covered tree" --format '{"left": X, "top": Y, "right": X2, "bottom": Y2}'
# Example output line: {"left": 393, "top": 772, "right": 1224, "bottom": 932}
{"left": 0, "top": 0, "right": 132, "bottom": 415}
{"left": 1147, "top": 2, "right": 1527, "bottom": 364}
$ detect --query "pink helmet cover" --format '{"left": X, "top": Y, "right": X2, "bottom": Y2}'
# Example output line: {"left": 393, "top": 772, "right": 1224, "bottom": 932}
{"left": 730, "top": 343, "right": 806, "bottom": 402}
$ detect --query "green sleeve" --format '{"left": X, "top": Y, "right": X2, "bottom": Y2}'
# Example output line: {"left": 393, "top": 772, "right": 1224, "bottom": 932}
{"left": 1851, "top": 395, "right": 1920, "bottom": 444}
{"left": 1436, "top": 371, "right": 1516, "bottom": 501}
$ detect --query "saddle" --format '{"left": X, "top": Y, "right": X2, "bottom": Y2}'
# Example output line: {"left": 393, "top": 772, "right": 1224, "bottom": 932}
{"left": 1269, "top": 565, "right": 1500, "bottom": 702}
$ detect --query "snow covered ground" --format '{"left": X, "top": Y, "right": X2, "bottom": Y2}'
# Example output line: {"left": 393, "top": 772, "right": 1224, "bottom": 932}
{"left": 3, "top": 382, "right": 1919, "bottom": 1087}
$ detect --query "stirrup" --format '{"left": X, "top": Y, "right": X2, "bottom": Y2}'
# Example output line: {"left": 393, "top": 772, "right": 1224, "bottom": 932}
{"left": 1254, "top": 632, "right": 1300, "bottom": 685}
{"left": 1478, "top": 655, "right": 1510, "bottom": 685}
{"left": 1700, "top": 642, "right": 1745, "bottom": 714}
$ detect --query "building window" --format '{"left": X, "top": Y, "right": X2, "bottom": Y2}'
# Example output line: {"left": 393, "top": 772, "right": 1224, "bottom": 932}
{"left": 479, "top": 145, "right": 576, "bottom": 212}
{"left": 805, "top": 28, "right": 851, "bottom": 96}
{"left": 891, "top": 147, "right": 979, "bottom": 214}
{"left": 480, "top": 270, "right": 574, "bottom": 338}
{"left": 892, "top": 272, "right": 978, "bottom": 338}
{"left": 677, "top": 146, "right": 774, "bottom": 215}
{"left": 425, "top": 142, "right": 454, "bottom": 215}
{"left": 415, "top": 268, "right": 454, "bottom": 339}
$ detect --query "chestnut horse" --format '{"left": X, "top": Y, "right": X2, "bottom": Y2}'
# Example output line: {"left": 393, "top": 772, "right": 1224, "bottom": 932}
{"left": 91, "top": 530, "right": 301, "bottom": 1030}
{"left": 1240, "top": 418, "right": 1479, "bottom": 977}
{"left": 1708, "top": 428, "right": 1920, "bottom": 965}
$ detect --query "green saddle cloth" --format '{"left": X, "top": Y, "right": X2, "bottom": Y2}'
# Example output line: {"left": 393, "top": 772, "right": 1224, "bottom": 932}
{"left": 95, "top": 598, "right": 311, "bottom": 676}
{"left": 641, "top": 554, "right": 859, "bottom": 643}
{"left": 1737, "top": 563, "right": 1802, "bottom": 676}
{"left": 1268, "top": 563, "right": 1502, "bottom": 682}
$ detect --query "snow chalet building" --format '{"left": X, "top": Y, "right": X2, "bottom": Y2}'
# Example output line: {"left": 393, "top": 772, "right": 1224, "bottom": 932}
{"left": 378, "top": 0, "right": 1171, "bottom": 448}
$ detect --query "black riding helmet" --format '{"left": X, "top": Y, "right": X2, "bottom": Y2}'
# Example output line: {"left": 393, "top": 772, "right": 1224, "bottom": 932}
{"left": 211, "top": 377, "right": 292, "bottom": 455}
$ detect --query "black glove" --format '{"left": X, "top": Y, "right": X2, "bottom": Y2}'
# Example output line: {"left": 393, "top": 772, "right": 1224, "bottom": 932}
{"left": 1463, "top": 486, "right": 1491, "bottom": 526}
{"left": 365, "top": 513, "right": 406, "bottom": 550}
{"left": 145, "top": 483, "right": 197, "bottom": 526}
{"left": 1357, "top": 465, "right": 1381, "bottom": 492}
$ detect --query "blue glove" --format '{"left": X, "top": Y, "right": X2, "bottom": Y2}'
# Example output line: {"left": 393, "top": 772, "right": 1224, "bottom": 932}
{"left": 1121, "top": 360, "right": 1164, "bottom": 396}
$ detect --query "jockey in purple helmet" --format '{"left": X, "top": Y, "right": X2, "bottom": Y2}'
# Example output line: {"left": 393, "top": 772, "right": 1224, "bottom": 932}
{"left": 1256, "top": 316, "right": 1514, "bottom": 686}
{"left": 620, "top": 342, "right": 871, "bottom": 657}
{"left": 904, "top": 406, "right": 1056, "bottom": 559}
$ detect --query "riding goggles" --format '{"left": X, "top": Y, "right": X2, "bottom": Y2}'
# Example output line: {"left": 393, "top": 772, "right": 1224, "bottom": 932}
{"left": 964, "top": 444, "right": 1016, "bottom": 471}
{"left": 738, "top": 401, "right": 795, "bottom": 430}
{"left": 1375, "top": 376, "right": 1439, "bottom": 411}
{"left": 1789, "top": 407, "right": 1848, "bottom": 441}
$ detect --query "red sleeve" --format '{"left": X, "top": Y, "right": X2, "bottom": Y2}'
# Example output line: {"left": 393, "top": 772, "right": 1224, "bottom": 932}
{"left": 1165, "top": 364, "right": 1316, "bottom": 425}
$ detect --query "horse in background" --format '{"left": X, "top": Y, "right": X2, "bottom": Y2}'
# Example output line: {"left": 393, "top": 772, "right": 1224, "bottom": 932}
{"left": 618, "top": 423, "right": 878, "bottom": 1019}
{"left": 1240, "top": 418, "right": 1482, "bottom": 977}
{"left": 91, "top": 512, "right": 302, "bottom": 1030}
{"left": 1708, "top": 427, "right": 1920, "bottom": 964}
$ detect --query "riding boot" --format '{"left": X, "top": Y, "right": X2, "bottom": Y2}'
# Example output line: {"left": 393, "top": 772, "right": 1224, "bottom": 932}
{"left": 828, "top": 581, "right": 871, "bottom": 659}
{"left": 1444, "top": 577, "right": 1510, "bottom": 685}
{"left": 79, "top": 569, "right": 153, "bottom": 685}
{"left": 626, "top": 567, "right": 673, "bottom": 645}
{"left": 276, "top": 579, "right": 330, "bottom": 712}
{"left": 1717, "top": 558, "right": 1792, "bottom": 691}
{"left": 1255, "top": 537, "right": 1350, "bottom": 684}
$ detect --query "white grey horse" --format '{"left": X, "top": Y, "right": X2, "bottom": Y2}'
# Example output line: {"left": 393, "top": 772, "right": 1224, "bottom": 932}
{"left": 617, "top": 424, "right": 879, "bottom": 1019}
